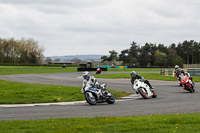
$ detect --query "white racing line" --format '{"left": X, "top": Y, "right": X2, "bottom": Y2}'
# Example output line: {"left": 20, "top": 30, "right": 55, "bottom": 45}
{"left": 0, "top": 94, "right": 140, "bottom": 108}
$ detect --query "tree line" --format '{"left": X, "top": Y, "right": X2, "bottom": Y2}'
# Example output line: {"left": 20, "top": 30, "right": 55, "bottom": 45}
{"left": 101, "top": 40, "right": 200, "bottom": 67}
{"left": 0, "top": 38, "right": 44, "bottom": 64}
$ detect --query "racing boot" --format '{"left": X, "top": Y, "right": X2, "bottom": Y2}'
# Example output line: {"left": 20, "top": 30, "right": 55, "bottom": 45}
{"left": 150, "top": 86, "right": 155, "bottom": 92}
{"left": 150, "top": 87, "right": 157, "bottom": 98}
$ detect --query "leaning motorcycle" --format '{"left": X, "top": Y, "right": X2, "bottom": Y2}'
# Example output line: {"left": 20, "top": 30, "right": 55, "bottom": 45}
{"left": 96, "top": 68, "right": 101, "bottom": 74}
{"left": 180, "top": 75, "right": 195, "bottom": 93}
{"left": 132, "top": 79, "right": 157, "bottom": 99}
{"left": 83, "top": 84, "right": 115, "bottom": 105}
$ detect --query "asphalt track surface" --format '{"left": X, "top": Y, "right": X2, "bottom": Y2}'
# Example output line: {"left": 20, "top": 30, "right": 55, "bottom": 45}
{"left": 0, "top": 72, "right": 200, "bottom": 121}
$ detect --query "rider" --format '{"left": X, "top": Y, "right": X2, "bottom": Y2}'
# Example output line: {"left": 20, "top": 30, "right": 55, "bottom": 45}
{"left": 180, "top": 69, "right": 193, "bottom": 81}
{"left": 174, "top": 65, "right": 181, "bottom": 80}
{"left": 81, "top": 71, "right": 100, "bottom": 93}
{"left": 130, "top": 71, "right": 154, "bottom": 91}
{"left": 96, "top": 67, "right": 101, "bottom": 74}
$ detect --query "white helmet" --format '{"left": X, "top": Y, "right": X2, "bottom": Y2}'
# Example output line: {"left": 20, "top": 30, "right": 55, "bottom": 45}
{"left": 83, "top": 71, "right": 90, "bottom": 80}
{"left": 175, "top": 65, "right": 179, "bottom": 69}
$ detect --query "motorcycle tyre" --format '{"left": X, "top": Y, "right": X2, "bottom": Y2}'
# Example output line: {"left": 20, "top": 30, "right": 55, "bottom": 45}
{"left": 186, "top": 84, "right": 195, "bottom": 93}
{"left": 138, "top": 88, "right": 149, "bottom": 99}
{"left": 85, "top": 92, "right": 97, "bottom": 105}
{"left": 152, "top": 91, "right": 157, "bottom": 98}
{"left": 107, "top": 94, "right": 115, "bottom": 104}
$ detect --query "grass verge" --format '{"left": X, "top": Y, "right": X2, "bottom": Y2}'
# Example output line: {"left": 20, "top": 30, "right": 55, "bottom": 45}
{"left": 107, "top": 68, "right": 161, "bottom": 71}
{"left": 0, "top": 66, "right": 160, "bottom": 75}
{"left": 0, "top": 113, "right": 200, "bottom": 133}
{"left": 0, "top": 80, "right": 130, "bottom": 104}
{"left": 95, "top": 73, "right": 200, "bottom": 82}
{"left": 0, "top": 66, "right": 78, "bottom": 75}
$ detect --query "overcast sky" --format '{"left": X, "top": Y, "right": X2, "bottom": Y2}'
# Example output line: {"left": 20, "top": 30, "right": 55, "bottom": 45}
{"left": 0, "top": 0, "right": 200, "bottom": 57}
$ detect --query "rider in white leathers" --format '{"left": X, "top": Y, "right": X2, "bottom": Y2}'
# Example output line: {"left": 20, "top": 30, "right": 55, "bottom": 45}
{"left": 81, "top": 71, "right": 100, "bottom": 93}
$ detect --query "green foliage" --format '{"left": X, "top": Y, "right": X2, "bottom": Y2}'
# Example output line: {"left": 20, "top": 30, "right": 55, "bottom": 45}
{"left": 0, "top": 38, "right": 44, "bottom": 64}
{"left": 103, "top": 40, "right": 200, "bottom": 67}
{"left": 170, "top": 56, "right": 183, "bottom": 66}
{"left": 101, "top": 50, "right": 118, "bottom": 64}
{"left": 154, "top": 50, "right": 167, "bottom": 66}
{"left": 0, "top": 80, "right": 129, "bottom": 104}
{"left": 0, "top": 113, "right": 200, "bottom": 133}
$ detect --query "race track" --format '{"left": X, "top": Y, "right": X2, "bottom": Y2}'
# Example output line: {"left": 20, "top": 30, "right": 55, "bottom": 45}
{"left": 0, "top": 72, "right": 200, "bottom": 121}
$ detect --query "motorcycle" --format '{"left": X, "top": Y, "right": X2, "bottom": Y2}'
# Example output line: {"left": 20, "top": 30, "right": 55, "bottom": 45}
{"left": 83, "top": 84, "right": 115, "bottom": 105}
{"left": 132, "top": 79, "right": 157, "bottom": 99}
{"left": 180, "top": 75, "right": 195, "bottom": 93}
{"left": 96, "top": 68, "right": 101, "bottom": 74}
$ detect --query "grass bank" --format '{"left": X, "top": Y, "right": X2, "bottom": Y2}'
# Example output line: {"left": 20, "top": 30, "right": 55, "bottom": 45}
{"left": 0, "top": 80, "right": 130, "bottom": 104}
{"left": 0, "top": 66, "right": 77, "bottom": 75}
{"left": 0, "top": 66, "right": 160, "bottom": 75}
{"left": 95, "top": 73, "right": 176, "bottom": 81}
{"left": 107, "top": 68, "right": 161, "bottom": 71}
{"left": 95, "top": 73, "right": 200, "bottom": 82}
{"left": 0, "top": 113, "right": 199, "bottom": 133}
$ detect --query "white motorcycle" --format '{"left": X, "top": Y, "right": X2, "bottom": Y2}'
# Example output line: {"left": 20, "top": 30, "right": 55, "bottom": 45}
{"left": 83, "top": 84, "right": 115, "bottom": 105}
{"left": 132, "top": 79, "right": 157, "bottom": 99}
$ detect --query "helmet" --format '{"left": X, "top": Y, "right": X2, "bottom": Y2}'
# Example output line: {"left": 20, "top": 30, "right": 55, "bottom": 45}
{"left": 83, "top": 71, "right": 90, "bottom": 80}
{"left": 175, "top": 65, "right": 179, "bottom": 69}
{"left": 130, "top": 71, "right": 136, "bottom": 77}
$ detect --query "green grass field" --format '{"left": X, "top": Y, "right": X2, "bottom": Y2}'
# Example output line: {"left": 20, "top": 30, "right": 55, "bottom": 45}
{"left": 0, "top": 66, "right": 160, "bottom": 75}
{"left": 0, "top": 66, "right": 78, "bottom": 75}
{"left": 0, "top": 80, "right": 130, "bottom": 104}
{"left": 95, "top": 73, "right": 200, "bottom": 82}
{"left": 0, "top": 113, "right": 199, "bottom": 133}
{"left": 0, "top": 66, "right": 199, "bottom": 132}
{"left": 107, "top": 68, "right": 161, "bottom": 71}
{"left": 95, "top": 73, "right": 176, "bottom": 80}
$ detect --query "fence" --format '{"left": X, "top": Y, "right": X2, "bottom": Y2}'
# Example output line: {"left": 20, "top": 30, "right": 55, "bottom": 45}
{"left": 160, "top": 68, "right": 200, "bottom": 77}
{"left": 160, "top": 68, "right": 174, "bottom": 76}
{"left": 183, "top": 64, "right": 200, "bottom": 68}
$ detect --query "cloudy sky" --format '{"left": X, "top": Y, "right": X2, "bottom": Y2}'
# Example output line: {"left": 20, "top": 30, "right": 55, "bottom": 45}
{"left": 0, "top": 0, "right": 200, "bottom": 57}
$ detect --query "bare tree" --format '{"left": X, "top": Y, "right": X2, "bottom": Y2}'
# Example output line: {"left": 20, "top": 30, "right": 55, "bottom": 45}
{"left": 0, "top": 37, "right": 44, "bottom": 63}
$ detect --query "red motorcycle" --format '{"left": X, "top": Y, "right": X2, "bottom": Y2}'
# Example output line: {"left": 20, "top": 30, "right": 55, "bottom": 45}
{"left": 96, "top": 68, "right": 101, "bottom": 74}
{"left": 180, "top": 75, "right": 195, "bottom": 93}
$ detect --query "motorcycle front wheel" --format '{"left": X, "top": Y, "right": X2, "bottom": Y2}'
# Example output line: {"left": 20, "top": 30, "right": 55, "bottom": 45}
{"left": 152, "top": 91, "right": 157, "bottom": 98}
{"left": 85, "top": 92, "right": 97, "bottom": 105}
{"left": 186, "top": 84, "right": 195, "bottom": 93}
{"left": 138, "top": 88, "right": 149, "bottom": 99}
{"left": 107, "top": 94, "right": 115, "bottom": 104}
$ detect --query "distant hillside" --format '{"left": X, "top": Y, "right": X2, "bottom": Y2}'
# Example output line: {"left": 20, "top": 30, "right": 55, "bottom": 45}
{"left": 46, "top": 55, "right": 105, "bottom": 61}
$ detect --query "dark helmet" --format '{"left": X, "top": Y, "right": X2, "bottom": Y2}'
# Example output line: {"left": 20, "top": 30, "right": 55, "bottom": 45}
{"left": 130, "top": 71, "right": 136, "bottom": 78}
{"left": 83, "top": 71, "right": 90, "bottom": 80}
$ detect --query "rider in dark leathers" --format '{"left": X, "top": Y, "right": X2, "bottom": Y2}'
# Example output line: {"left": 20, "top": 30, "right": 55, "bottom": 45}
{"left": 130, "top": 71, "right": 154, "bottom": 90}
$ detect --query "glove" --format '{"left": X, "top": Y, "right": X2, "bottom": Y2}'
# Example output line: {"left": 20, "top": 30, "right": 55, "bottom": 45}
{"left": 81, "top": 88, "right": 84, "bottom": 93}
